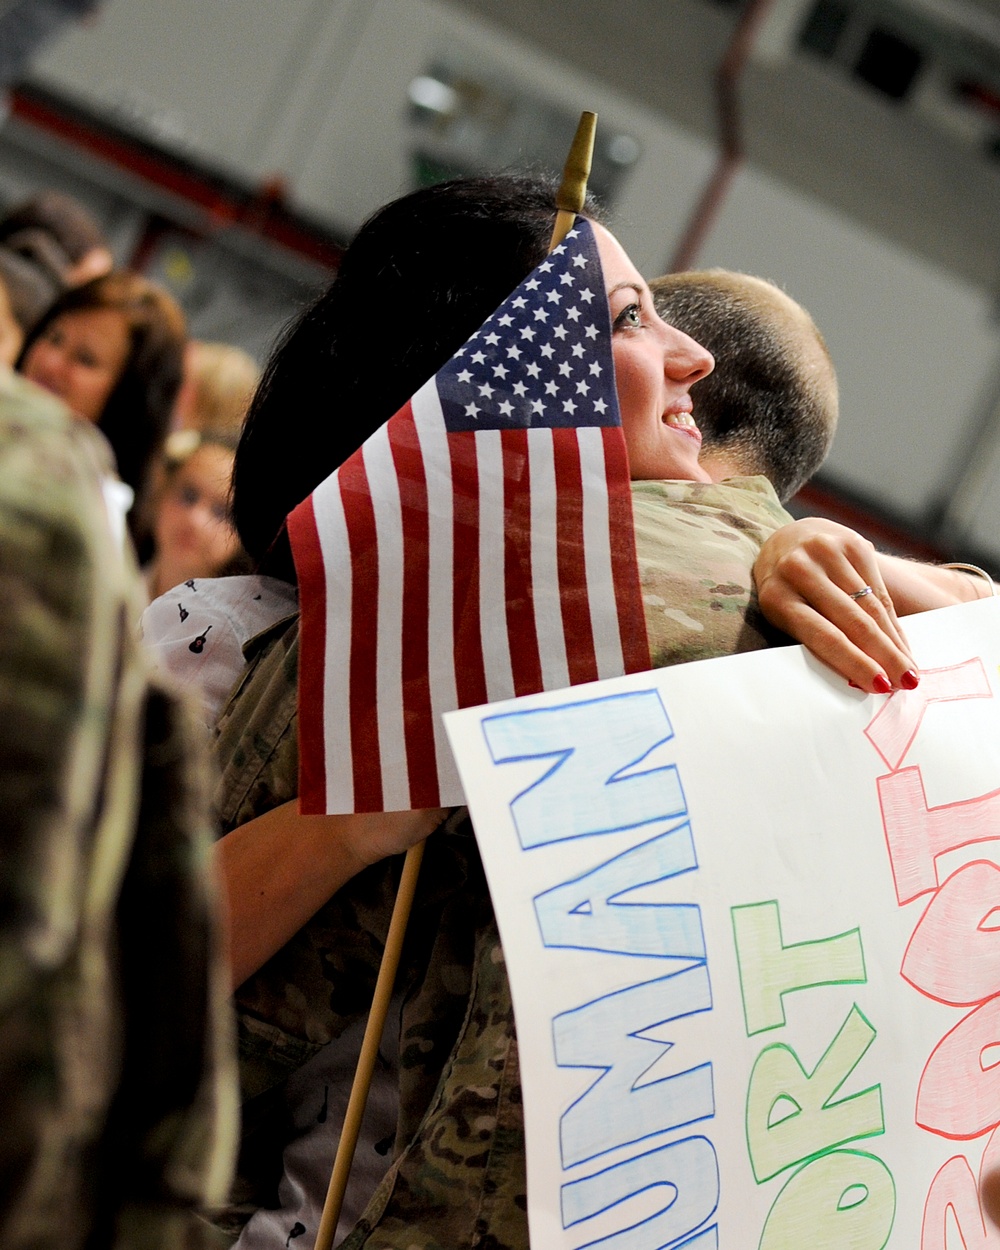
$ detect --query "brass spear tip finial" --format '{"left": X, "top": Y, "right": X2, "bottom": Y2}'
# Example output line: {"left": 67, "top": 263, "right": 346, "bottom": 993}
{"left": 549, "top": 110, "right": 598, "bottom": 253}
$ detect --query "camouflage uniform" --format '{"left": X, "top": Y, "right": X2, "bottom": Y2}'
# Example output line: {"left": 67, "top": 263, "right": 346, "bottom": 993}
{"left": 0, "top": 371, "right": 237, "bottom": 1250}
{"left": 212, "top": 476, "right": 792, "bottom": 1247}
{"left": 632, "top": 476, "right": 792, "bottom": 667}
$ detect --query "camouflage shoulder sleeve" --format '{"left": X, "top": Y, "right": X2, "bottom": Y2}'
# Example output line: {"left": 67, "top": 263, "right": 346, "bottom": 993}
{"left": 0, "top": 377, "right": 236, "bottom": 1249}
{"left": 631, "top": 475, "right": 793, "bottom": 668}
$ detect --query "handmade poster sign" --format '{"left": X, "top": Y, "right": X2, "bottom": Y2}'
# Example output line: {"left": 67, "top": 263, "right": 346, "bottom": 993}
{"left": 443, "top": 597, "right": 1000, "bottom": 1249}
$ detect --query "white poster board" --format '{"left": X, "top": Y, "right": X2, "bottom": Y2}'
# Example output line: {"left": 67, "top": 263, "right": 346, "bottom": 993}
{"left": 443, "top": 597, "right": 1000, "bottom": 1249}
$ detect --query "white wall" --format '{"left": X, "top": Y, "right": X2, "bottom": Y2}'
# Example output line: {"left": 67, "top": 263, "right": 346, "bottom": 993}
{"left": 699, "top": 165, "right": 1000, "bottom": 519}
{"left": 31, "top": 0, "right": 1000, "bottom": 550}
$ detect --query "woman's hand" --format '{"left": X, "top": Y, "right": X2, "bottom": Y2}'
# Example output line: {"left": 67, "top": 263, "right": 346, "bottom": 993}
{"left": 754, "top": 518, "right": 918, "bottom": 694}
{"left": 217, "top": 802, "right": 448, "bottom": 989}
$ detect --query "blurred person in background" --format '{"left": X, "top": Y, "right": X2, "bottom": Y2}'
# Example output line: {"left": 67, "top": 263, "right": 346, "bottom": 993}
{"left": 0, "top": 353, "right": 237, "bottom": 1250}
{"left": 17, "top": 270, "right": 186, "bottom": 550}
{"left": 173, "top": 340, "right": 261, "bottom": 438}
{"left": 0, "top": 190, "right": 112, "bottom": 288}
{"left": 0, "top": 269, "right": 34, "bottom": 366}
{"left": 0, "top": 281, "right": 21, "bottom": 366}
{"left": 143, "top": 427, "right": 247, "bottom": 601}
{"left": 138, "top": 343, "right": 258, "bottom": 598}
{"left": 0, "top": 225, "right": 68, "bottom": 304}
{"left": 0, "top": 242, "right": 63, "bottom": 345}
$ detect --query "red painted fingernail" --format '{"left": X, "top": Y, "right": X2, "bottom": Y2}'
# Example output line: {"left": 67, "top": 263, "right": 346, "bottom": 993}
{"left": 900, "top": 669, "right": 920, "bottom": 690}
{"left": 848, "top": 680, "right": 861, "bottom": 689}
{"left": 873, "top": 673, "right": 892, "bottom": 694}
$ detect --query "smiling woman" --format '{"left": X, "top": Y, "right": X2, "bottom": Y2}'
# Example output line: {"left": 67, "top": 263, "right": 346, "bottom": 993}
{"left": 593, "top": 221, "right": 714, "bottom": 482}
{"left": 22, "top": 304, "right": 130, "bottom": 421}
{"left": 17, "top": 270, "right": 186, "bottom": 546}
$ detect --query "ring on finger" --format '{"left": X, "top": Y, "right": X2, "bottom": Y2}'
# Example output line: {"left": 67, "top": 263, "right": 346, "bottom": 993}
{"left": 849, "top": 585, "right": 875, "bottom": 601}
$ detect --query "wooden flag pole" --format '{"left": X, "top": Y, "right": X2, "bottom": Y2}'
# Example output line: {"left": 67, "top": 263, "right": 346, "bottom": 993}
{"left": 314, "top": 839, "right": 426, "bottom": 1250}
{"left": 314, "top": 110, "right": 598, "bottom": 1250}
{"left": 548, "top": 111, "right": 597, "bottom": 252}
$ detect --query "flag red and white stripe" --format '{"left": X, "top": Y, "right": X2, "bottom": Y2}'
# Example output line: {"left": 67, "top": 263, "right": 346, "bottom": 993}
{"left": 289, "top": 221, "right": 649, "bottom": 813}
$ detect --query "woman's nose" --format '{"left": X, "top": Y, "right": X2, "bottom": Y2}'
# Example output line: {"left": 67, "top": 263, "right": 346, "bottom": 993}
{"left": 664, "top": 328, "right": 714, "bottom": 384}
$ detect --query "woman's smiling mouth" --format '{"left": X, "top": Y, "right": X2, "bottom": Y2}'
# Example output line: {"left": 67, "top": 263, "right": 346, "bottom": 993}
{"left": 663, "top": 409, "right": 702, "bottom": 443}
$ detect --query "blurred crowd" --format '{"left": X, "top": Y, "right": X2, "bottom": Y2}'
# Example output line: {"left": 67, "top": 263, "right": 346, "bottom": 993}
{"left": 0, "top": 188, "right": 260, "bottom": 594}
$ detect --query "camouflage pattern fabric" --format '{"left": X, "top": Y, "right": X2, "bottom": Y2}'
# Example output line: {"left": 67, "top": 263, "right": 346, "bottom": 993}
{"left": 633, "top": 475, "right": 793, "bottom": 666}
{"left": 211, "top": 476, "right": 793, "bottom": 1247}
{"left": 0, "top": 371, "right": 237, "bottom": 1250}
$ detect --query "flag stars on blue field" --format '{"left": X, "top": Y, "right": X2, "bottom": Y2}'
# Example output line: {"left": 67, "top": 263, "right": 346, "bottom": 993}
{"left": 436, "top": 223, "right": 617, "bottom": 432}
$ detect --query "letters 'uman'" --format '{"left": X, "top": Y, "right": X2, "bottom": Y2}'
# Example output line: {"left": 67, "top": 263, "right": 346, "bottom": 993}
{"left": 484, "top": 690, "right": 720, "bottom": 1249}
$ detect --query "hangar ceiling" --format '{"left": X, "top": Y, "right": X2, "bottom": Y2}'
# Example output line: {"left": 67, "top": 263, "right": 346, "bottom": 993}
{"left": 451, "top": 0, "right": 1000, "bottom": 291}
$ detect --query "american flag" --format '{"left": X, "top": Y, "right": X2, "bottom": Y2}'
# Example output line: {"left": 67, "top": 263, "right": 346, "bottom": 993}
{"left": 288, "top": 221, "right": 650, "bottom": 814}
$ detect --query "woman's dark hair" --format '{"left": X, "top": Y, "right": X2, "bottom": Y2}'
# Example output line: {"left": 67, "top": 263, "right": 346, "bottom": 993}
{"left": 17, "top": 271, "right": 187, "bottom": 518}
{"left": 234, "top": 174, "right": 601, "bottom": 580}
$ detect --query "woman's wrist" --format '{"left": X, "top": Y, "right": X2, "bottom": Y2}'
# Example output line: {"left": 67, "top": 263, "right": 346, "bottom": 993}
{"left": 939, "top": 562, "right": 997, "bottom": 601}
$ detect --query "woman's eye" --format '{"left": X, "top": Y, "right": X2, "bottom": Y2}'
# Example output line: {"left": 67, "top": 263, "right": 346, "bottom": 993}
{"left": 179, "top": 483, "right": 200, "bottom": 508}
{"left": 613, "top": 303, "right": 642, "bottom": 331}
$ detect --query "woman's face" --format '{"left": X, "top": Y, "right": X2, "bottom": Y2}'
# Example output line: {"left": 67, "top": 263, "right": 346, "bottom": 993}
{"left": 592, "top": 223, "right": 714, "bottom": 482}
{"left": 22, "top": 307, "right": 131, "bottom": 423}
{"left": 154, "top": 443, "right": 240, "bottom": 581}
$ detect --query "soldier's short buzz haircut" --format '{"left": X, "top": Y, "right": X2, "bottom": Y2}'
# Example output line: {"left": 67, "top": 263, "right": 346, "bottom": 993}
{"left": 649, "top": 270, "right": 838, "bottom": 502}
